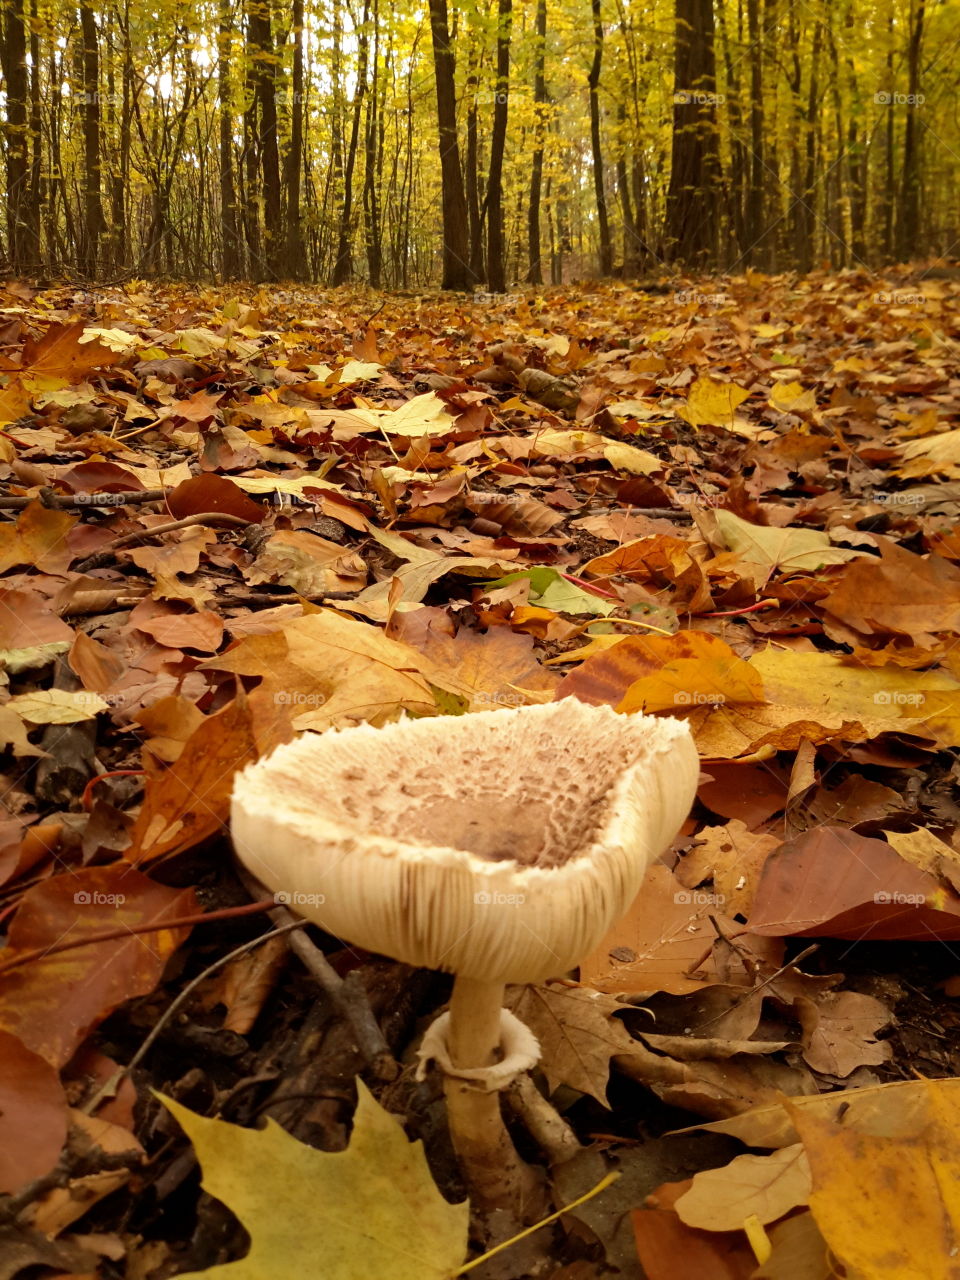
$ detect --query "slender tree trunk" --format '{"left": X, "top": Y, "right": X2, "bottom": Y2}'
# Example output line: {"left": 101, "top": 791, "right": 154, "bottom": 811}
{"left": 79, "top": 1, "right": 105, "bottom": 277}
{"left": 897, "top": 0, "right": 924, "bottom": 259}
{"left": 249, "top": 0, "right": 281, "bottom": 279}
{"left": 588, "top": 0, "right": 612, "bottom": 275}
{"left": 664, "top": 0, "right": 720, "bottom": 264}
{"left": 363, "top": 0, "right": 382, "bottom": 288}
{"left": 427, "top": 0, "right": 475, "bottom": 289}
{"left": 219, "top": 0, "right": 242, "bottom": 278}
{"left": 744, "top": 0, "right": 764, "bottom": 261}
{"left": 282, "top": 0, "right": 305, "bottom": 279}
{"left": 465, "top": 69, "right": 484, "bottom": 281}
{"left": 27, "top": 0, "right": 42, "bottom": 267}
{"left": 1, "top": 0, "right": 34, "bottom": 270}
{"left": 526, "top": 0, "right": 548, "bottom": 283}
{"left": 485, "top": 0, "right": 511, "bottom": 291}
{"left": 332, "top": 0, "right": 369, "bottom": 284}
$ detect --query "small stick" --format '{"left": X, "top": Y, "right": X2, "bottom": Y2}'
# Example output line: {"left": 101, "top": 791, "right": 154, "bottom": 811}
{"left": 75, "top": 512, "right": 251, "bottom": 571}
{"left": 236, "top": 868, "right": 397, "bottom": 1079}
{"left": 0, "top": 488, "right": 167, "bottom": 511}
{"left": 0, "top": 898, "right": 277, "bottom": 976}
{"left": 82, "top": 919, "right": 308, "bottom": 1115}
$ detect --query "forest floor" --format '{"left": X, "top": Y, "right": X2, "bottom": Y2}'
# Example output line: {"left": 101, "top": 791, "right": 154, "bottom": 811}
{"left": 0, "top": 268, "right": 959, "bottom": 1279}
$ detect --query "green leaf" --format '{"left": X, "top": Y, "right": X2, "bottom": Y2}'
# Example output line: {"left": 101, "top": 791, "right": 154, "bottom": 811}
{"left": 159, "top": 1082, "right": 468, "bottom": 1280}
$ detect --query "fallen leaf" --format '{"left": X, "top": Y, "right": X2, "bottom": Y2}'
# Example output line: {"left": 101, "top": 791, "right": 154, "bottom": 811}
{"left": 160, "top": 1081, "right": 468, "bottom": 1279}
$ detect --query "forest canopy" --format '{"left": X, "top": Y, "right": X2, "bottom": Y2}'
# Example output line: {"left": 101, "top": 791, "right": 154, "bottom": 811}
{"left": 0, "top": 0, "right": 954, "bottom": 287}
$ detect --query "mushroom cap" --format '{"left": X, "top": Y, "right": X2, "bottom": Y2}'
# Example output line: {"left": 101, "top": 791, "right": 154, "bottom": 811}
{"left": 231, "top": 700, "right": 699, "bottom": 983}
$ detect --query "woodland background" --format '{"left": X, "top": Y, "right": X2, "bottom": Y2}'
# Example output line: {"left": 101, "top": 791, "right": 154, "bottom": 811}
{"left": 0, "top": 0, "right": 956, "bottom": 289}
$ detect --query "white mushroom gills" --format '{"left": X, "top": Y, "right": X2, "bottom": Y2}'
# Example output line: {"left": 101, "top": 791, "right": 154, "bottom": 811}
{"left": 231, "top": 700, "right": 699, "bottom": 1217}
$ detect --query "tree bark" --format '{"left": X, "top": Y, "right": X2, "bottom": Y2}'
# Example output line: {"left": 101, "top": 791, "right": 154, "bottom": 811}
{"left": 1, "top": 0, "right": 35, "bottom": 271}
{"left": 897, "top": 0, "right": 924, "bottom": 259}
{"left": 485, "top": 0, "right": 511, "bottom": 292}
{"left": 332, "top": 0, "right": 370, "bottom": 285}
{"left": 282, "top": 0, "right": 305, "bottom": 279}
{"left": 427, "top": 0, "right": 475, "bottom": 289}
{"left": 219, "top": 0, "right": 242, "bottom": 278}
{"left": 664, "top": 0, "right": 720, "bottom": 265}
{"left": 588, "top": 0, "right": 612, "bottom": 276}
{"left": 526, "top": 0, "right": 548, "bottom": 283}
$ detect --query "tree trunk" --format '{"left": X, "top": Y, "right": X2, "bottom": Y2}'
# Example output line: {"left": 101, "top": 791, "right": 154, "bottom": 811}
{"left": 896, "top": 0, "right": 924, "bottom": 259}
{"left": 663, "top": 0, "right": 720, "bottom": 265}
{"left": 332, "top": 0, "right": 370, "bottom": 284}
{"left": 78, "top": 1, "right": 105, "bottom": 277}
{"left": 282, "top": 0, "right": 305, "bottom": 279}
{"left": 465, "top": 70, "right": 484, "bottom": 281}
{"left": 1, "top": 0, "right": 35, "bottom": 271}
{"left": 427, "top": 0, "right": 474, "bottom": 289}
{"left": 526, "top": 0, "right": 548, "bottom": 283}
{"left": 485, "top": 0, "right": 511, "bottom": 292}
{"left": 363, "top": 1, "right": 382, "bottom": 288}
{"left": 588, "top": 0, "right": 612, "bottom": 276}
{"left": 248, "top": 0, "right": 281, "bottom": 279}
{"left": 219, "top": 0, "right": 242, "bottom": 278}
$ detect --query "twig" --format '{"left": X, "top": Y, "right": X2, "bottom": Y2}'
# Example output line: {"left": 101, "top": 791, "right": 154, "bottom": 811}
{"left": 0, "top": 898, "right": 277, "bottom": 976}
{"left": 236, "top": 867, "right": 398, "bottom": 1079}
{"left": 0, "top": 488, "right": 167, "bottom": 511}
{"left": 75, "top": 511, "right": 251, "bottom": 572}
{"left": 693, "top": 942, "right": 821, "bottom": 1032}
{"left": 83, "top": 919, "right": 309, "bottom": 1114}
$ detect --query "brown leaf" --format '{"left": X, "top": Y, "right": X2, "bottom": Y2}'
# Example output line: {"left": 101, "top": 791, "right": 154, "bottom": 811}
{"left": 746, "top": 826, "right": 960, "bottom": 941}
{"left": 556, "top": 631, "right": 763, "bottom": 715}
{"left": 21, "top": 322, "right": 124, "bottom": 381}
{"left": 166, "top": 473, "right": 266, "bottom": 522}
{"left": 510, "top": 983, "right": 639, "bottom": 1105}
{"left": 821, "top": 541, "right": 960, "bottom": 643}
{"left": 0, "top": 866, "right": 195, "bottom": 1066}
{"left": 134, "top": 608, "right": 224, "bottom": 654}
{"left": 125, "top": 695, "right": 259, "bottom": 862}
{"left": 579, "top": 864, "right": 768, "bottom": 997}
{"left": 0, "top": 1029, "right": 69, "bottom": 1192}
{"left": 0, "top": 501, "right": 79, "bottom": 574}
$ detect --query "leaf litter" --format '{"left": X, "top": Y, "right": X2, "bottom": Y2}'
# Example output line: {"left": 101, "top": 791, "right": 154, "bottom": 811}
{"left": 0, "top": 273, "right": 959, "bottom": 1276}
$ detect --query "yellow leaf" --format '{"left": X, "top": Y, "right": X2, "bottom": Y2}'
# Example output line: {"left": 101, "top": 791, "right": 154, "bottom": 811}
{"left": 706, "top": 509, "right": 865, "bottom": 577}
{"left": 768, "top": 381, "right": 817, "bottom": 414}
{"left": 674, "top": 1145, "right": 811, "bottom": 1231}
{"left": 791, "top": 1081, "right": 960, "bottom": 1279}
{"left": 6, "top": 689, "right": 107, "bottom": 724}
{"left": 678, "top": 376, "right": 751, "bottom": 428}
{"left": 159, "top": 1082, "right": 468, "bottom": 1280}
{"left": 601, "top": 440, "right": 662, "bottom": 475}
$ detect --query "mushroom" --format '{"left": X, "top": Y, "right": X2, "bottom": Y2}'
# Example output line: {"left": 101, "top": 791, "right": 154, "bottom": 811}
{"left": 231, "top": 699, "right": 698, "bottom": 1215}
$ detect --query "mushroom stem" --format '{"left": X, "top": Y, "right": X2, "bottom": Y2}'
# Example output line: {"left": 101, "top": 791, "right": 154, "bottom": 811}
{"left": 443, "top": 976, "right": 541, "bottom": 1216}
